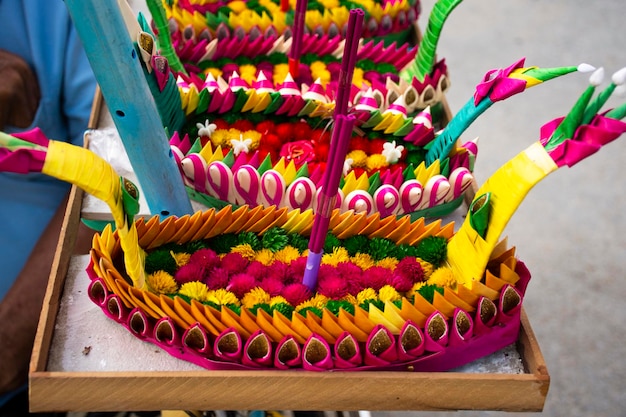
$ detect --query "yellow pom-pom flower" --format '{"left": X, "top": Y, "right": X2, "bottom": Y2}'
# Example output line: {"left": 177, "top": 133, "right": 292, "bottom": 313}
{"left": 274, "top": 245, "right": 301, "bottom": 264}
{"left": 210, "top": 129, "right": 231, "bottom": 148}
{"left": 170, "top": 251, "right": 190, "bottom": 267}
{"left": 206, "top": 288, "right": 240, "bottom": 306}
{"left": 427, "top": 267, "right": 458, "bottom": 289}
{"left": 230, "top": 243, "right": 257, "bottom": 261}
{"left": 295, "top": 293, "right": 329, "bottom": 312}
{"left": 255, "top": 248, "right": 275, "bottom": 266}
{"left": 347, "top": 150, "right": 368, "bottom": 168}
{"left": 378, "top": 285, "right": 401, "bottom": 303}
{"left": 417, "top": 258, "right": 434, "bottom": 279}
{"left": 351, "top": 253, "right": 375, "bottom": 270}
{"left": 179, "top": 281, "right": 209, "bottom": 302}
{"left": 241, "top": 287, "right": 271, "bottom": 309}
{"left": 366, "top": 154, "right": 390, "bottom": 171}
{"left": 269, "top": 295, "right": 289, "bottom": 306}
{"left": 321, "top": 247, "right": 350, "bottom": 266}
{"left": 356, "top": 288, "right": 378, "bottom": 304}
{"left": 376, "top": 257, "right": 399, "bottom": 270}
{"left": 146, "top": 271, "right": 178, "bottom": 295}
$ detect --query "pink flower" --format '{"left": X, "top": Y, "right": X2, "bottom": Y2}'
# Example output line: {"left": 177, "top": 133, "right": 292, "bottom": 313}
{"left": 188, "top": 248, "right": 220, "bottom": 272}
{"left": 204, "top": 267, "right": 230, "bottom": 289}
{"left": 317, "top": 271, "right": 349, "bottom": 299}
{"left": 220, "top": 252, "right": 249, "bottom": 275}
{"left": 227, "top": 273, "right": 258, "bottom": 298}
{"left": 174, "top": 263, "right": 205, "bottom": 285}
{"left": 282, "top": 283, "right": 313, "bottom": 306}
{"left": 394, "top": 257, "right": 424, "bottom": 283}
{"left": 474, "top": 58, "right": 527, "bottom": 105}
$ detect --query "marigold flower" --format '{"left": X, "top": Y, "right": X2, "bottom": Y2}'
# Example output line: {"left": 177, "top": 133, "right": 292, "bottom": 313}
{"left": 146, "top": 271, "right": 178, "bottom": 295}
{"left": 179, "top": 281, "right": 209, "bottom": 301}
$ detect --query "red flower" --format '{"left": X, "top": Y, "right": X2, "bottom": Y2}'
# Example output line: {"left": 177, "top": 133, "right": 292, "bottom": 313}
{"left": 259, "top": 276, "right": 284, "bottom": 296}
{"left": 280, "top": 140, "right": 316, "bottom": 165}
{"left": 281, "top": 283, "right": 313, "bottom": 305}
{"left": 313, "top": 142, "right": 330, "bottom": 161}
{"left": 231, "top": 119, "right": 255, "bottom": 132}
{"left": 349, "top": 136, "right": 370, "bottom": 152}
{"left": 394, "top": 257, "right": 424, "bottom": 283}
{"left": 292, "top": 121, "right": 312, "bottom": 140}
{"left": 256, "top": 120, "right": 276, "bottom": 135}
{"left": 204, "top": 267, "right": 230, "bottom": 289}
{"left": 312, "top": 129, "right": 331, "bottom": 145}
{"left": 262, "top": 133, "right": 283, "bottom": 150}
{"left": 227, "top": 273, "right": 258, "bottom": 298}
{"left": 188, "top": 248, "right": 220, "bottom": 272}
{"left": 174, "top": 263, "right": 206, "bottom": 285}
{"left": 220, "top": 252, "right": 249, "bottom": 275}
{"left": 368, "top": 139, "right": 387, "bottom": 155}
{"left": 212, "top": 118, "right": 229, "bottom": 130}
{"left": 274, "top": 123, "right": 294, "bottom": 141}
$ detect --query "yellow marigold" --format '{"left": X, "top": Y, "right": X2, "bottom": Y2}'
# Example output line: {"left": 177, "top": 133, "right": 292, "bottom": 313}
{"left": 356, "top": 288, "right": 378, "bottom": 304}
{"left": 274, "top": 245, "right": 301, "bottom": 264}
{"left": 255, "top": 248, "right": 275, "bottom": 266}
{"left": 206, "top": 288, "right": 240, "bottom": 306}
{"left": 378, "top": 284, "right": 401, "bottom": 303}
{"left": 239, "top": 64, "right": 257, "bottom": 85}
{"left": 241, "top": 287, "right": 271, "bottom": 309}
{"left": 352, "top": 67, "right": 365, "bottom": 89}
{"left": 227, "top": 128, "right": 243, "bottom": 142}
{"left": 210, "top": 129, "right": 231, "bottom": 148}
{"left": 347, "top": 149, "right": 368, "bottom": 168}
{"left": 269, "top": 295, "right": 289, "bottom": 306}
{"left": 170, "top": 251, "right": 190, "bottom": 267}
{"left": 310, "top": 61, "right": 331, "bottom": 85}
{"left": 179, "top": 281, "right": 209, "bottom": 302}
{"left": 242, "top": 129, "right": 262, "bottom": 151}
{"left": 321, "top": 247, "right": 350, "bottom": 266}
{"left": 366, "top": 154, "right": 390, "bottom": 171}
{"left": 351, "top": 253, "right": 375, "bottom": 270}
{"left": 295, "top": 293, "right": 329, "bottom": 312}
{"left": 146, "top": 271, "right": 178, "bottom": 295}
{"left": 230, "top": 243, "right": 257, "bottom": 261}
{"left": 427, "top": 267, "right": 458, "bottom": 289}
{"left": 409, "top": 282, "right": 427, "bottom": 294}
{"left": 273, "top": 63, "right": 290, "bottom": 85}
{"left": 204, "top": 67, "right": 223, "bottom": 80}
{"left": 417, "top": 258, "right": 434, "bottom": 279}
{"left": 376, "top": 257, "right": 399, "bottom": 270}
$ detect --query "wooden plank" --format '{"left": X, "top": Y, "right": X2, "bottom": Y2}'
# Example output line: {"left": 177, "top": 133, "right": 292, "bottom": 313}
{"left": 64, "top": 0, "right": 193, "bottom": 218}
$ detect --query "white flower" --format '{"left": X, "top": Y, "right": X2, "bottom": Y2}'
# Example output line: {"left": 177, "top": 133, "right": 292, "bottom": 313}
{"left": 196, "top": 119, "right": 217, "bottom": 138}
{"left": 381, "top": 141, "right": 404, "bottom": 164}
{"left": 343, "top": 157, "right": 354, "bottom": 176}
{"left": 230, "top": 134, "right": 253, "bottom": 156}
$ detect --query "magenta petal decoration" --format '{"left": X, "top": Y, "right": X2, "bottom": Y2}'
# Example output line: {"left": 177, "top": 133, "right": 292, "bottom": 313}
{"left": 474, "top": 57, "right": 527, "bottom": 105}
{"left": 233, "top": 165, "right": 261, "bottom": 206}
{"left": 424, "top": 311, "right": 449, "bottom": 351}
{"left": 333, "top": 331, "right": 362, "bottom": 368}
{"left": 373, "top": 184, "right": 400, "bottom": 217}
{"left": 302, "top": 334, "right": 334, "bottom": 371}
{"left": 206, "top": 160, "right": 234, "bottom": 202}
{"left": 449, "top": 308, "right": 474, "bottom": 347}
{"left": 127, "top": 308, "right": 153, "bottom": 340}
{"left": 214, "top": 327, "right": 243, "bottom": 362}
{"left": 103, "top": 294, "right": 128, "bottom": 323}
{"left": 473, "top": 296, "right": 498, "bottom": 336}
{"left": 183, "top": 323, "right": 212, "bottom": 355}
{"left": 274, "top": 335, "right": 302, "bottom": 369}
{"left": 397, "top": 320, "right": 425, "bottom": 361}
{"left": 497, "top": 285, "right": 523, "bottom": 324}
{"left": 364, "top": 324, "right": 398, "bottom": 366}
{"left": 87, "top": 278, "right": 108, "bottom": 306}
{"left": 242, "top": 330, "right": 273, "bottom": 367}
{"left": 154, "top": 316, "right": 179, "bottom": 347}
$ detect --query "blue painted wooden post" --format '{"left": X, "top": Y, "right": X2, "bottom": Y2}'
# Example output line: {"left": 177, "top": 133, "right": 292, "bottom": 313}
{"left": 64, "top": 0, "right": 193, "bottom": 218}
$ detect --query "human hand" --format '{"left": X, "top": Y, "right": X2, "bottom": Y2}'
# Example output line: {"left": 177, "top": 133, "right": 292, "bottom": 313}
{"left": 0, "top": 49, "right": 40, "bottom": 130}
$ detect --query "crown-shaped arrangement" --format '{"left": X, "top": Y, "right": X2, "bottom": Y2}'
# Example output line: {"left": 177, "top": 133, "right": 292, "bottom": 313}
{"left": 3, "top": 65, "right": 624, "bottom": 371}
{"left": 137, "top": 0, "right": 585, "bottom": 220}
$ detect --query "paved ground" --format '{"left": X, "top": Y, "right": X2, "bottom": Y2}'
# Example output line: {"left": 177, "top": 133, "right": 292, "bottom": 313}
{"left": 375, "top": 1, "right": 626, "bottom": 416}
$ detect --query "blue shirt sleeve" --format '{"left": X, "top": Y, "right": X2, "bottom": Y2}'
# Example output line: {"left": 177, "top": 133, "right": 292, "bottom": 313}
{"left": 0, "top": 0, "right": 97, "bottom": 300}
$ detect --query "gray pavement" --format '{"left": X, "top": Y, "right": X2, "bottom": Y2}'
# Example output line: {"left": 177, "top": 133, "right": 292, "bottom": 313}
{"left": 375, "top": 1, "right": 626, "bottom": 416}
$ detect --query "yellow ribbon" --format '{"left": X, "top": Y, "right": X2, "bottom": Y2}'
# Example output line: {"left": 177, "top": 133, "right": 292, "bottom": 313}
{"left": 447, "top": 142, "right": 557, "bottom": 286}
{"left": 42, "top": 141, "right": 146, "bottom": 289}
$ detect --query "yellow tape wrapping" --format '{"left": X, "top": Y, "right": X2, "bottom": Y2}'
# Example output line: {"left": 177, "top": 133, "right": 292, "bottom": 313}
{"left": 42, "top": 141, "right": 146, "bottom": 289}
{"left": 447, "top": 142, "right": 557, "bottom": 286}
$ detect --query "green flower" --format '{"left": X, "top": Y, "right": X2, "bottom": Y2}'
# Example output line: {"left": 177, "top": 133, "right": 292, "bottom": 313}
{"left": 238, "top": 231, "right": 262, "bottom": 250}
{"left": 415, "top": 236, "right": 447, "bottom": 267}
{"left": 145, "top": 248, "right": 178, "bottom": 275}
{"left": 368, "top": 237, "right": 398, "bottom": 261}
{"left": 326, "top": 299, "right": 354, "bottom": 316}
{"left": 261, "top": 227, "right": 289, "bottom": 252}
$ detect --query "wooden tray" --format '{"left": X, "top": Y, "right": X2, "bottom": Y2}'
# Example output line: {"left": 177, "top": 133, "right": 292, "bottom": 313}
{"left": 29, "top": 171, "right": 549, "bottom": 413}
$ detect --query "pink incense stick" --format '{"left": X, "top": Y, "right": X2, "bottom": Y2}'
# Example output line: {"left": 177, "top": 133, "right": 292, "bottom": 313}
{"left": 303, "top": 114, "right": 356, "bottom": 290}
{"left": 289, "top": 0, "right": 309, "bottom": 78}
{"left": 334, "top": 8, "right": 364, "bottom": 115}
